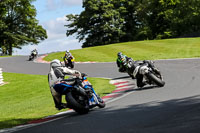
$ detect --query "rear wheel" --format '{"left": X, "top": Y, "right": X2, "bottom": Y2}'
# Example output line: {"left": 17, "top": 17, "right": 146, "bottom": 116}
{"left": 146, "top": 72, "right": 165, "bottom": 87}
{"left": 65, "top": 92, "right": 89, "bottom": 114}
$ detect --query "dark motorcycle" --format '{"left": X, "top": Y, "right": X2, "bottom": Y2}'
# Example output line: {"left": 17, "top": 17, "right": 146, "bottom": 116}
{"left": 130, "top": 61, "right": 165, "bottom": 87}
{"left": 49, "top": 73, "right": 105, "bottom": 114}
{"left": 29, "top": 51, "right": 37, "bottom": 61}
{"left": 63, "top": 56, "right": 75, "bottom": 68}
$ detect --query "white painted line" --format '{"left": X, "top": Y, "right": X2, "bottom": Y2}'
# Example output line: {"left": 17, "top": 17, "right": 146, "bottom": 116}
{"left": 0, "top": 68, "right": 4, "bottom": 85}
{"left": 156, "top": 57, "right": 200, "bottom": 61}
{"left": 106, "top": 90, "right": 135, "bottom": 104}
{"left": 115, "top": 85, "right": 135, "bottom": 90}
{"left": 109, "top": 80, "right": 129, "bottom": 84}
{"left": 54, "top": 109, "right": 74, "bottom": 116}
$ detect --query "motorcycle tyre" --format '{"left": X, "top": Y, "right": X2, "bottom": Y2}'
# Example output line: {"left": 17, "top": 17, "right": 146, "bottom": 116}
{"left": 146, "top": 72, "right": 165, "bottom": 87}
{"left": 98, "top": 101, "right": 106, "bottom": 108}
{"left": 65, "top": 92, "right": 89, "bottom": 114}
{"left": 71, "top": 62, "right": 74, "bottom": 68}
{"left": 29, "top": 56, "right": 33, "bottom": 61}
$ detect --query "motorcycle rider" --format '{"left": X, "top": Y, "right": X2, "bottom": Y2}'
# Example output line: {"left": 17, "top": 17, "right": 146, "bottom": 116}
{"left": 63, "top": 50, "right": 74, "bottom": 67}
{"left": 32, "top": 49, "right": 38, "bottom": 56}
{"left": 116, "top": 52, "right": 130, "bottom": 73}
{"left": 48, "top": 59, "right": 81, "bottom": 110}
{"left": 116, "top": 52, "right": 161, "bottom": 87}
{"left": 29, "top": 49, "right": 38, "bottom": 61}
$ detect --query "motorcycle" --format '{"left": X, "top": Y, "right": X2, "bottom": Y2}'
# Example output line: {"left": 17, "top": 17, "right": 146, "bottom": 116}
{"left": 131, "top": 61, "right": 165, "bottom": 87}
{"left": 29, "top": 51, "right": 37, "bottom": 61}
{"left": 49, "top": 73, "right": 105, "bottom": 114}
{"left": 63, "top": 55, "right": 75, "bottom": 68}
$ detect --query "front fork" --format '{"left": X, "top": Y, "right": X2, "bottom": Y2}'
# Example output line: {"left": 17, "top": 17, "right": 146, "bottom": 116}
{"left": 88, "top": 87, "right": 102, "bottom": 106}
{"left": 89, "top": 93, "right": 100, "bottom": 106}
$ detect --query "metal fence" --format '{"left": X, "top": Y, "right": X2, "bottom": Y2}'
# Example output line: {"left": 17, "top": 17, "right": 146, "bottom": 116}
{"left": 0, "top": 68, "right": 4, "bottom": 85}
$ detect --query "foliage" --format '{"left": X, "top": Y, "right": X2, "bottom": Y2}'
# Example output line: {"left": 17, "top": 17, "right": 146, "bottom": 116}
{"left": 0, "top": 0, "right": 47, "bottom": 55}
{"left": 136, "top": 0, "right": 200, "bottom": 39}
{"left": 65, "top": 0, "right": 200, "bottom": 47}
{"left": 66, "top": 0, "right": 125, "bottom": 48}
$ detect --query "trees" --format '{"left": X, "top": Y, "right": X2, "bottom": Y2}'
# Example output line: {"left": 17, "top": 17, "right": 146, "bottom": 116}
{"left": 166, "top": 0, "right": 200, "bottom": 37}
{"left": 66, "top": 0, "right": 125, "bottom": 48}
{"left": 135, "top": 0, "right": 200, "bottom": 39}
{"left": 0, "top": 1, "right": 7, "bottom": 54}
{"left": 0, "top": 0, "right": 47, "bottom": 55}
{"left": 66, "top": 0, "right": 200, "bottom": 48}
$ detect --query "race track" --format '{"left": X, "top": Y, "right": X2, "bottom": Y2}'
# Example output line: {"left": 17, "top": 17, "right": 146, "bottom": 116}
{"left": 1, "top": 56, "right": 200, "bottom": 133}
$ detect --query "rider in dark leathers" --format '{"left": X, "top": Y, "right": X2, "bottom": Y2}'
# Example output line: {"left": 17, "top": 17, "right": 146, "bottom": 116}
{"left": 116, "top": 52, "right": 160, "bottom": 87}
{"left": 63, "top": 50, "right": 74, "bottom": 68}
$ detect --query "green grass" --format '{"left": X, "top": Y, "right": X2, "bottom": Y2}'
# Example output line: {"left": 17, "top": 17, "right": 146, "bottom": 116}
{"left": 0, "top": 55, "right": 11, "bottom": 58}
{"left": 87, "top": 77, "right": 115, "bottom": 97}
{"left": 0, "top": 72, "right": 115, "bottom": 129}
{"left": 44, "top": 38, "right": 200, "bottom": 62}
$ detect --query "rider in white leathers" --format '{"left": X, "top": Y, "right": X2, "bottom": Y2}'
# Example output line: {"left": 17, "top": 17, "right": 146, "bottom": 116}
{"left": 48, "top": 59, "right": 81, "bottom": 110}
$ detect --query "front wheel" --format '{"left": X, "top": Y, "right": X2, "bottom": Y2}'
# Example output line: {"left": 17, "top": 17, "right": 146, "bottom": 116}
{"left": 146, "top": 72, "right": 165, "bottom": 87}
{"left": 68, "top": 60, "right": 74, "bottom": 68}
{"left": 96, "top": 95, "right": 105, "bottom": 108}
{"left": 65, "top": 92, "right": 89, "bottom": 114}
{"left": 29, "top": 56, "right": 33, "bottom": 61}
{"left": 98, "top": 101, "right": 106, "bottom": 108}
{"left": 70, "top": 62, "right": 74, "bottom": 68}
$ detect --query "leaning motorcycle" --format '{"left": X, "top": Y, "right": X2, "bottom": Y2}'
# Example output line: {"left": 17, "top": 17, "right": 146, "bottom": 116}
{"left": 29, "top": 51, "right": 37, "bottom": 61}
{"left": 48, "top": 73, "right": 105, "bottom": 114}
{"left": 63, "top": 56, "right": 75, "bottom": 68}
{"left": 130, "top": 61, "right": 165, "bottom": 87}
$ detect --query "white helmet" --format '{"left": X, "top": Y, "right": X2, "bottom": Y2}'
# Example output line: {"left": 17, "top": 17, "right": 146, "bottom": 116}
{"left": 50, "top": 59, "right": 62, "bottom": 68}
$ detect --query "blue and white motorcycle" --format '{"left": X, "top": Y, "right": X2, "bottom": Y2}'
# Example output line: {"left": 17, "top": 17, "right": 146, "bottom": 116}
{"left": 50, "top": 73, "right": 105, "bottom": 114}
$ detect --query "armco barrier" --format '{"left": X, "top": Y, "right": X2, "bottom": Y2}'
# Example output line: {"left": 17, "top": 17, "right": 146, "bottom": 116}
{"left": 0, "top": 68, "right": 4, "bottom": 85}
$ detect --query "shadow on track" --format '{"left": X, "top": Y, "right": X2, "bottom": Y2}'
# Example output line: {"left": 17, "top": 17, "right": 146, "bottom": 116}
{"left": 11, "top": 96, "right": 200, "bottom": 133}
{"left": 86, "top": 95, "right": 200, "bottom": 133}
{"left": 111, "top": 76, "right": 131, "bottom": 80}
{"left": 111, "top": 76, "right": 163, "bottom": 93}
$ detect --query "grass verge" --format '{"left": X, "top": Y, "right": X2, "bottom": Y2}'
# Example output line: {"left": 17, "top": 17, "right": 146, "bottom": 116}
{"left": 0, "top": 55, "right": 11, "bottom": 58}
{"left": 0, "top": 72, "right": 115, "bottom": 129}
{"left": 44, "top": 37, "right": 200, "bottom": 62}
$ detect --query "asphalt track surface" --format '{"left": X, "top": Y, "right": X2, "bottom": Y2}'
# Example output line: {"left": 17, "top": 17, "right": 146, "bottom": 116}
{"left": 0, "top": 56, "right": 127, "bottom": 78}
{"left": 1, "top": 56, "right": 200, "bottom": 133}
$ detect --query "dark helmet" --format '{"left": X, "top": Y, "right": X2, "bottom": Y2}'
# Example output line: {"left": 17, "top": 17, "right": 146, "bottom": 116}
{"left": 118, "top": 52, "right": 128, "bottom": 63}
{"left": 117, "top": 52, "right": 123, "bottom": 58}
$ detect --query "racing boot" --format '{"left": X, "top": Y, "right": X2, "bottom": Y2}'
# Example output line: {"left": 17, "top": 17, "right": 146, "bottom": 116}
{"left": 56, "top": 103, "right": 68, "bottom": 110}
